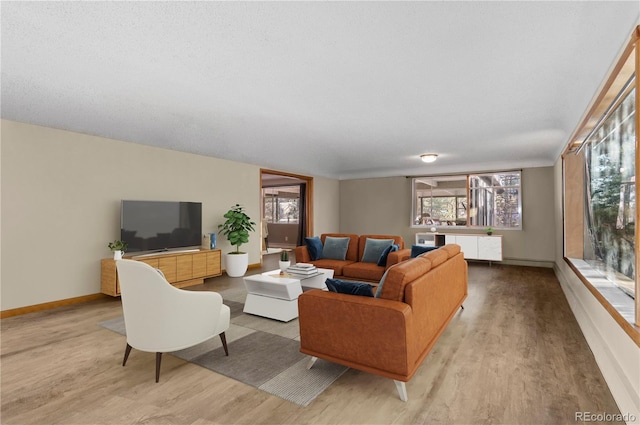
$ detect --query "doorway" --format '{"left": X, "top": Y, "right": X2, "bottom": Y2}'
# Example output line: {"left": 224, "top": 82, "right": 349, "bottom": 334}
{"left": 260, "top": 169, "right": 313, "bottom": 255}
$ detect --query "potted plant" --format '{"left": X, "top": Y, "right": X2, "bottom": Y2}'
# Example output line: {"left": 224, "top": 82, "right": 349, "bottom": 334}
{"left": 218, "top": 204, "right": 256, "bottom": 277}
{"left": 108, "top": 240, "right": 128, "bottom": 260}
{"left": 485, "top": 226, "right": 494, "bottom": 236}
{"left": 279, "top": 250, "right": 290, "bottom": 272}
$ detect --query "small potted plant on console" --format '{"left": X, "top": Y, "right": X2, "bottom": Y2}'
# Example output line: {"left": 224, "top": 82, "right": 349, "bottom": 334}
{"left": 485, "top": 226, "right": 494, "bottom": 236}
{"left": 108, "top": 240, "right": 128, "bottom": 260}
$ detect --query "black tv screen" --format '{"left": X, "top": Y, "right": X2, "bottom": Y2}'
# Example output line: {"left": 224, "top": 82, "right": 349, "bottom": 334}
{"left": 121, "top": 200, "right": 202, "bottom": 253}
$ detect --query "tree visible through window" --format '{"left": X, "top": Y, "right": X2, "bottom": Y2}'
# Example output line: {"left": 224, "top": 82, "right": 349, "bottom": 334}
{"left": 263, "top": 186, "right": 300, "bottom": 223}
{"left": 584, "top": 87, "right": 636, "bottom": 298}
{"left": 562, "top": 26, "right": 638, "bottom": 327}
{"left": 469, "top": 173, "right": 521, "bottom": 228}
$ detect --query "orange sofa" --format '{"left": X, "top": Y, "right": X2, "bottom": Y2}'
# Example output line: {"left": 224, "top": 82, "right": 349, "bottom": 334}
{"left": 298, "top": 244, "right": 467, "bottom": 401}
{"left": 294, "top": 233, "right": 410, "bottom": 284}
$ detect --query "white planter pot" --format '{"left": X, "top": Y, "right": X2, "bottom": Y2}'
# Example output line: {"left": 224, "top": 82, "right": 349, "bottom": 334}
{"left": 113, "top": 250, "right": 123, "bottom": 260}
{"left": 225, "top": 252, "right": 249, "bottom": 277}
{"left": 279, "top": 260, "right": 291, "bottom": 272}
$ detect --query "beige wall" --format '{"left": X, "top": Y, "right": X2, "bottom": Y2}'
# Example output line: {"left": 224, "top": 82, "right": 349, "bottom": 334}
{"left": 312, "top": 176, "right": 340, "bottom": 235}
{"left": 339, "top": 168, "right": 556, "bottom": 264}
{"left": 339, "top": 176, "right": 410, "bottom": 238}
{"left": 1, "top": 120, "right": 339, "bottom": 310}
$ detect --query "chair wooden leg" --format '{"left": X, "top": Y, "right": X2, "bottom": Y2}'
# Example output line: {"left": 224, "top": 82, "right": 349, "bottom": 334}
{"left": 219, "top": 332, "right": 229, "bottom": 356}
{"left": 155, "top": 352, "right": 162, "bottom": 383}
{"left": 122, "top": 343, "right": 132, "bottom": 366}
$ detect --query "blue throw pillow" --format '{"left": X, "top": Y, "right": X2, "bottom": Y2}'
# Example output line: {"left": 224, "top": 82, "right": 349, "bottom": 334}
{"left": 377, "top": 243, "right": 399, "bottom": 267}
{"left": 410, "top": 245, "right": 439, "bottom": 258}
{"left": 305, "top": 236, "right": 323, "bottom": 261}
{"left": 326, "top": 278, "right": 374, "bottom": 297}
{"left": 361, "top": 238, "right": 394, "bottom": 263}
{"left": 322, "top": 236, "right": 350, "bottom": 260}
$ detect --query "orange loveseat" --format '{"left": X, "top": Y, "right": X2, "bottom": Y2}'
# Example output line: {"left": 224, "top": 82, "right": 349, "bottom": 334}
{"left": 294, "top": 233, "right": 409, "bottom": 284}
{"left": 298, "top": 244, "right": 468, "bottom": 401}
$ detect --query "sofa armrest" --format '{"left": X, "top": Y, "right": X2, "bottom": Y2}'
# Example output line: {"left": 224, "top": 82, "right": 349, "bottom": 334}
{"left": 294, "top": 246, "right": 311, "bottom": 263}
{"left": 298, "top": 290, "right": 416, "bottom": 378}
{"left": 388, "top": 248, "right": 412, "bottom": 266}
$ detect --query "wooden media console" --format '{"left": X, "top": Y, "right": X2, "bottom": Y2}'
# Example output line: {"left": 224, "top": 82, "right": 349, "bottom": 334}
{"left": 101, "top": 249, "right": 222, "bottom": 296}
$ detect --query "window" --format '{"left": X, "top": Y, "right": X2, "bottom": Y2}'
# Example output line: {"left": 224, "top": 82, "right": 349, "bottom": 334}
{"left": 469, "top": 172, "right": 521, "bottom": 228}
{"left": 263, "top": 186, "right": 300, "bottom": 223}
{"left": 413, "top": 175, "right": 467, "bottom": 226}
{"left": 562, "top": 25, "right": 638, "bottom": 329}
{"left": 584, "top": 86, "right": 635, "bottom": 298}
{"left": 412, "top": 171, "right": 521, "bottom": 229}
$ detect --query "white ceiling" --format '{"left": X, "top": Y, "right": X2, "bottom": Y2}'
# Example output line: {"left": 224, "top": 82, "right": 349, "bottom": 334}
{"left": 2, "top": 1, "right": 638, "bottom": 180}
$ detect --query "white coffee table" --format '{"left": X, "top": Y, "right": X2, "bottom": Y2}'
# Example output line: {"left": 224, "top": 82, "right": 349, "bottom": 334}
{"left": 243, "top": 268, "right": 334, "bottom": 322}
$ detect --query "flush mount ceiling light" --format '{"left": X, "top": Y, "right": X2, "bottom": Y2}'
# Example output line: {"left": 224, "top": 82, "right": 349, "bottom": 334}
{"left": 420, "top": 154, "right": 438, "bottom": 163}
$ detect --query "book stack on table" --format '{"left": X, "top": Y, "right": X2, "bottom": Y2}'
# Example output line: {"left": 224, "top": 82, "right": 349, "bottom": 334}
{"left": 286, "top": 263, "right": 319, "bottom": 277}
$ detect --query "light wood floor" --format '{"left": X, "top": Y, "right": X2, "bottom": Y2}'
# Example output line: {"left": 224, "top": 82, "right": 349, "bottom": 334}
{"left": 1, "top": 256, "right": 621, "bottom": 425}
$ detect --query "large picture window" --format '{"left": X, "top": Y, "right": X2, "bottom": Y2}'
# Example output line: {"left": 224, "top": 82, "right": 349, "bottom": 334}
{"left": 584, "top": 87, "right": 636, "bottom": 298}
{"left": 412, "top": 171, "right": 521, "bottom": 229}
{"left": 562, "top": 26, "right": 638, "bottom": 329}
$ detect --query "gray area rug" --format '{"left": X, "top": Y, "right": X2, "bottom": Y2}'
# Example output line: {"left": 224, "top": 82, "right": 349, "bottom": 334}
{"left": 224, "top": 300, "right": 246, "bottom": 319}
{"left": 191, "top": 331, "right": 305, "bottom": 387}
{"left": 98, "top": 304, "right": 347, "bottom": 407}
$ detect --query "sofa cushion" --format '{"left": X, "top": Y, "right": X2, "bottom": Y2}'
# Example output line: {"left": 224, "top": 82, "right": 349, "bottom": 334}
{"left": 423, "top": 248, "right": 449, "bottom": 268}
{"left": 361, "top": 238, "right": 394, "bottom": 263}
{"left": 411, "top": 244, "right": 439, "bottom": 258}
{"left": 325, "top": 278, "right": 374, "bottom": 297}
{"left": 305, "top": 236, "right": 324, "bottom": 261}
{"left": 310, "top": 259, "right": 355, "bottom": 275}
{"left": 343, "top": 261, "right": 387, "bottom": 282}
{"left": 322, "top": 236, "right": 350, "bottom": 260}
{"left": 377, "top": 256, "right": 432, "bottom": 301}
{"left": 440, "top": 244, "right": 461, "bottom": 258}
{"left": 377, "top": 243, "right": 399, "bottom": 266}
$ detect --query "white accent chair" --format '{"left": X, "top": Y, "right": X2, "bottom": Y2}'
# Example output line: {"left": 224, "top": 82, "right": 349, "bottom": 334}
{"left": 116, "top": 259, "right": 231, "bottom": 382}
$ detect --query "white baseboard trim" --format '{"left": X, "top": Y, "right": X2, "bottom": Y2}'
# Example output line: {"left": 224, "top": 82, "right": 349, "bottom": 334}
{"left": 554, "top": 263, "right": 640, "bottom": 425}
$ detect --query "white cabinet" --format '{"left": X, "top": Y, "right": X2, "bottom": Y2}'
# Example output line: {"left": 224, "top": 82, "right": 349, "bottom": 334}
{"left": 415, "top": 233, "right": 437, "bottom": 246}
{"left": 455, "top": 235, "right": 479, "bottom": 259}
{"left": 442, "top": 234, "right": 502, "bottom": 261}
{"left": 477, "top": 236, "right": 502, "bottom": 261}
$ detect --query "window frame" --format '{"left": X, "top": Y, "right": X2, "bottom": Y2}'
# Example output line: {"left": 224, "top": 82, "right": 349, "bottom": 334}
{"left": 562, "top": 25, "right": 640, "bottom": 335}
{"left": 468, "top": 172, "right": 522, "bottom": 229}
{"left": 410, "top": 170, "right": 522, "bottom": 230}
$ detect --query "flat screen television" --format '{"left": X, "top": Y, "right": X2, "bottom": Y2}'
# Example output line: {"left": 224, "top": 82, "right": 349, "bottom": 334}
{"left": 121, "top": 200, "right": 202, "bottom": 253}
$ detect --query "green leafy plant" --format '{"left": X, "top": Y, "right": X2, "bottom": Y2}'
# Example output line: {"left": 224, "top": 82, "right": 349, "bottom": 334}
{"left": 485, "top": 226, "right": 494, "bottom": 235}
{"left": 108, "top": 240, "right": 128, "bottom": 252}
{"left": 218, "top": 204, "right": 256, "bottom": 254}
{"left": 280, "top": 250, "right": 289, "bottom": 262}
